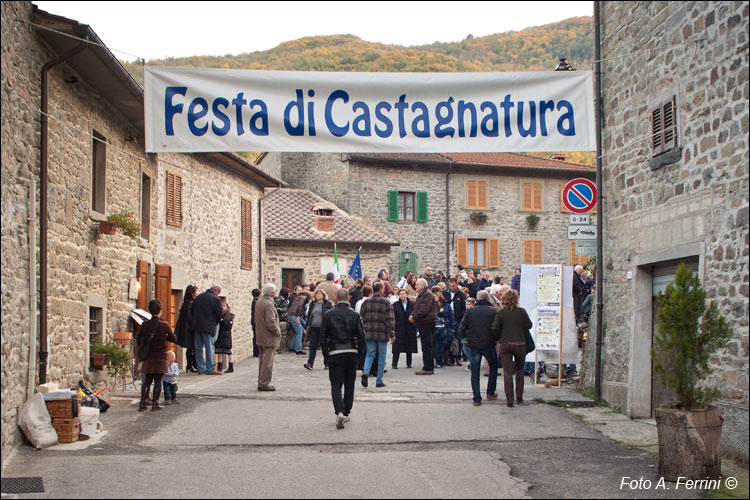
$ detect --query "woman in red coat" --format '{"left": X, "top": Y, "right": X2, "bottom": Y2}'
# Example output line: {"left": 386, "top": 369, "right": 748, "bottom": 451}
{"left": 137, "top": 299, "right": 177, "bottom": 412}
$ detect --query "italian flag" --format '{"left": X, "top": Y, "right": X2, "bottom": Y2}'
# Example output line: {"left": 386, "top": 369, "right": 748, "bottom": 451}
{"left": 333, "top": 242, "right": 341, "bottom": 283}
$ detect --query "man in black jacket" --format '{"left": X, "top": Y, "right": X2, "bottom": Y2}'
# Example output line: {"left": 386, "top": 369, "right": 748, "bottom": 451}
{"left": 320, "top": 288, "right": 366, "bottom": 429}
{"left": 443, "top": 278, "right": 467, "bottom": 365}
{"left": 191, "top": 286, "right": 224, "bottom": 375}
{"left": 458, "top": 290, "right": 499, "bottom": 406}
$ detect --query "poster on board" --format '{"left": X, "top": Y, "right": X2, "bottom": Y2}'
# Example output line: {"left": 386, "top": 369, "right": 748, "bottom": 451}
{"left": 519, "top": 264, "right": 577, "bottom": 363}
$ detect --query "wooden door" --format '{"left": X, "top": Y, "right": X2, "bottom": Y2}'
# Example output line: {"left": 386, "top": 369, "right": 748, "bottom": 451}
{"left": 136, "top": 260, "right": 150, "bottom": 310}
{"left": 281, "top": 269, "right": 303, "bottom": 290}
{"left": 155, "top": 264, "right": 177, "bottom": 354}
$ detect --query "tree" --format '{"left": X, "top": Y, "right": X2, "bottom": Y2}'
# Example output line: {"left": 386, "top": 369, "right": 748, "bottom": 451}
{"left": 652, "top": 263, "right": 732, "bottom": 410}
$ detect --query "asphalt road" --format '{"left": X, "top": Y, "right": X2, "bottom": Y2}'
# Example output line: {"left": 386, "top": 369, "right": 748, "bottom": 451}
{"left": 1, "top": 351, "right": 703, "bottom": 499}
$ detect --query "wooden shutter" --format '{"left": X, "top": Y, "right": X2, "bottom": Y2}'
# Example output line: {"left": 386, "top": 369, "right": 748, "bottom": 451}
{"left": 467, "top": 180, "right": 488, "bottom": 209}
{"left": 166, "top": 171, "right": 183, "bottom": 227}
{"left": 456, "top": 238, "right": 468, "bottom": 267}
{"left": 241, "top": 197, "right": 253, "bottom": 269}
{"left": 416, "top": 191, "right": 428, "bottom": 223}
{"left": 136, "top": 260, "right": 149, "bottom": 310}
{"left": 488, "top": 238, "right": 500, "bottom": 268}
{"left": 155, "top": 264, "right": 171, "bottom": 315}
{"left": 662, "top": 97, "right": 676, "bottom": 152}
{"left": 652, "top": 106, "right": 663, "bottom": 156}
{"left": 560, "top": 184, "right": 569, "bottom": 212}
{"left": 387, "top": 190, "right": 398, "bottom": 221}
{"left": 522, "top": 182, "right": 542, "bottom": 211}
{"left": 523, "top": 241, "right": 543, "bottom": 265}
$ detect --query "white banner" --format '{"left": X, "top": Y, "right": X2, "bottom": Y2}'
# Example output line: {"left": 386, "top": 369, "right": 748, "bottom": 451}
{"left": 144, "top": 67, "right": 595, "bottom": 153}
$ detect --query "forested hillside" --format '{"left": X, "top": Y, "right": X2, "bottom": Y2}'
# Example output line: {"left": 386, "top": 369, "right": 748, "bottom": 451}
{"left": 123, "top": 16, "right": 592, "bottom": 83}
{"left": 126, "top": 16, "right": 595, "bottom": 164}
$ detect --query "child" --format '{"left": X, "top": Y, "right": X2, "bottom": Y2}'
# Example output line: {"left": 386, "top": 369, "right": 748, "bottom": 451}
{"left": 163, "top": 350, "right": 180, "bottom": 405}
{"left": 216, "top": 300, "right": 234, "bottom": 373}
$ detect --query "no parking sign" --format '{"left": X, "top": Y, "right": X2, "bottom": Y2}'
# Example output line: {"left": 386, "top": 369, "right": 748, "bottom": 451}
{"left": 562, "top": 178, "right": 597, "bottom": 214}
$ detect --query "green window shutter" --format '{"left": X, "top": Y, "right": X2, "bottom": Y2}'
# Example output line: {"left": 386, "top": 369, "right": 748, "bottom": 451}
{"left": 387, "top": 190, "right": 398, "bottom": 221}
{"left": 416, "top": 191, "right": 428, "bottom": 223}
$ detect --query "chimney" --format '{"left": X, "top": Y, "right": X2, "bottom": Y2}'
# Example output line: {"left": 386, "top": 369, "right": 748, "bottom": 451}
{"left": 312, "top": 205, "right": 335, "bottom": 232}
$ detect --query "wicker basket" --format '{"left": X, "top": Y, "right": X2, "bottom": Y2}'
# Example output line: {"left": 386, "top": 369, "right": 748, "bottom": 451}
{"left": 52, "top": 417, "right": 80, "bottom": 443}
{"left": 45, "top": 394, "right": 80, "bottom": 419}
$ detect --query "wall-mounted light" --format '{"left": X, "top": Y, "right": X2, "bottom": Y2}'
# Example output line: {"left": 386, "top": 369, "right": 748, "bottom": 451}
{"left": 64, "top": 75, "right": 80, "bottom": 85}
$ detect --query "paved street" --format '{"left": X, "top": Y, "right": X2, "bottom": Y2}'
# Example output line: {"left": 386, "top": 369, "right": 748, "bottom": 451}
{"left": 2, "top": 351, "right": 702, "bottom": 499}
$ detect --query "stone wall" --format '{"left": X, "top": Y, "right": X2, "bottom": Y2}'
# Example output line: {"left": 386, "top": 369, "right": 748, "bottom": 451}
{"left": 597, "top": 1, "right": 748, "bottom": 460}
{"left": 264, "top": 241, "right": 392, "bottom": 289}
{"left": 278, "top": 153, "right": 351, "bottom": 213}
{"left": 0, "top": 1, "right": 268, "bottom": 467}
{"left": 155, "top": 153, "right": 264, "bottom": 362}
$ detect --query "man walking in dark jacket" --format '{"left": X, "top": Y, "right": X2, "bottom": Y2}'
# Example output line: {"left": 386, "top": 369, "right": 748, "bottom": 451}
{"left": 458, "top": 290, "right": 499, "bottom": 405}
{"left": 410, "top": 278, "right": 438, "bottom": 375}
{"left": 321, "top": 288, "right": 366, "bottom": 429}
{"left": 191, "top": 286, "right": 224, "bottom": 375}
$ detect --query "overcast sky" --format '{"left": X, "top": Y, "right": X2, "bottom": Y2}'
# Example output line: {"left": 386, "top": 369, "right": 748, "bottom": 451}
{"left": 34, "top": 1, "right": 593, "bottom": 62}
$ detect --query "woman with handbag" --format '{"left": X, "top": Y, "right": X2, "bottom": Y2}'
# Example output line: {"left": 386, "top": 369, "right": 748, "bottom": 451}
{"left": 137, "top": 299, "right": 177, "bottom": 412}
{"left": 491, "top": 290, "right": 532, "bottom": 407}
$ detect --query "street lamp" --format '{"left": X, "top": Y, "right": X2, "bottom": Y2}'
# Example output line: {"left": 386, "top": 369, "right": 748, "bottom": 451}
{"left": 402, "top": 245, "right": 412, "bottom": 266}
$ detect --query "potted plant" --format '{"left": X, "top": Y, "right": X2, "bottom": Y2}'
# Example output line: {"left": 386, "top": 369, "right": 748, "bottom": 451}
{"left": 103, "top": 343, "right": 131, "bottom": 391}
{"left": 525, "top": 213, "right": 539, "bottom": 230}
{"left": 104, "top": 211, "right": 141, "bottom": 241}
{"left": 469, "top": 211, "right": 488, "bottom": 224}
{"left": 90, "top": 342, "right": 110, "bottom": 370}
{"left": 651, "top": 263, "right": 732, "bottom": 481}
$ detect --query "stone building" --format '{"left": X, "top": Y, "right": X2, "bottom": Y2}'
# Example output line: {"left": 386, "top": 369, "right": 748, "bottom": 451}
{"left": 585, "top": 1, "right": 749, "bottom": 460}
{"left": 263, "top": 188, "right": 398, "bottom": 288}
{"left": 1, "top": 2, "right": 280, "bottom": 465}
{"left": 258, "top": 152, "right": 597, "bottom": 280}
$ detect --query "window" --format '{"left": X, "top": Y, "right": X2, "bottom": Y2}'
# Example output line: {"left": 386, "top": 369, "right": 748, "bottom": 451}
{"left": 522, "top": 240, "right": 543, "bottom": 265}
{"left": 456, "top": 238, "right": 500, "bottom": 268}
{"left": 282, "top": 269, "right": 304, "bottom": 290}
{"left": 652, "top": 96, "right": 677, "bottom": 157}
{"left": 398, "top": 192, "right": 415, "bottom": 221}
{"left": 88, "top": 306, "right": 103, "bottom": 371}
{"left": 569, "top": 241, "right": 590, "bottom": 267}
{"left": 141, "top": 173, "right": 151, "bottom": 240}
{"left": 522, "top": 182, "right": 543, "bottom": 211}
{"left": 388, "top": 191, "right": 427, "bottom": 222}
{"left": 91, "top": 130, "right": 106, "bottom": 214}
{"left": 166, "top": 171, "right": 183, "bottom": 227}
{"left": 466, "top": 179, "right": 488, "bottom": 209}
{"left": 241, "top": 197, "right": 253, "bottom": 269}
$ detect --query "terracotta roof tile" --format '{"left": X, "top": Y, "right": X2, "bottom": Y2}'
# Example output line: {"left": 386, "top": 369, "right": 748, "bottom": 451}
{"left": 349, "top": 152, "right": 595, "bottom": 172}
{"left": 265, "top": 189, "right": 398, "bottom": 245}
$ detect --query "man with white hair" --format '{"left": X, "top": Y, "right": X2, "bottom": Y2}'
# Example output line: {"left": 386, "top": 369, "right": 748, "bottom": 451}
{"left": 255, "top": 284, "right": 282, "bottom": 391}
{"left": 410, "top": 278, "right": 438, "bottom": 375}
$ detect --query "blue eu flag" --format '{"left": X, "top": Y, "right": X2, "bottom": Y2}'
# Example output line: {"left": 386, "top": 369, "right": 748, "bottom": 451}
{"left": 348, "top": 248, "right": 362, "bottom": 280}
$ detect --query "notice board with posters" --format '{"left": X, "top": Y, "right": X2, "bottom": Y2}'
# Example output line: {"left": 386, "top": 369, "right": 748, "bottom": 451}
{"left": 519, "top": 264, "right": 577, "bottom": 364}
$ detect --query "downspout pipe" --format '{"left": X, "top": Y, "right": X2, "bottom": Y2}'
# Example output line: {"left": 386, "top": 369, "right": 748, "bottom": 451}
{"left": 27, "top": 181, "right": 37, "bottom": 399}
{"left": 39, "top": 37, "right": 87, "bottom": 385}
{"left": 594, "top": 0, "right": 604, "bottom": 404}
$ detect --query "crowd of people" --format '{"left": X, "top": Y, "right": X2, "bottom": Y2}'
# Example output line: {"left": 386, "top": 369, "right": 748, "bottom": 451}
{"left": 136, "top": 263, "right": 590, "bottom": 428}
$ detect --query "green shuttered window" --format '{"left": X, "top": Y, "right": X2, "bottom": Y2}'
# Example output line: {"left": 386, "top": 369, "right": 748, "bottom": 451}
{"left": 388, "top": 190, "right": 427, "bottom": 223}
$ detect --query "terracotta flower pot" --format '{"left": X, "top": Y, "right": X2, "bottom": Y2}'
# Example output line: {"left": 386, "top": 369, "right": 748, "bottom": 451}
{"left": 113, "top": 331, "right": 132, "bottom": 347}
{"left": 91, "top": 353, "right": 109, "bottom": 370}
{"left": 98, "top": 221, "right": 116, "bottom": 235}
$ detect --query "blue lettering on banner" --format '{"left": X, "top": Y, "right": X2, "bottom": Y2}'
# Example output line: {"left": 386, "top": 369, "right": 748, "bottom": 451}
{"left": 161, "top": 87, "right": 582, "bottom": 142}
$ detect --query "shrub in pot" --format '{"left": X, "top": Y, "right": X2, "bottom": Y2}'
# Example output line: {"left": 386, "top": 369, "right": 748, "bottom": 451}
{"left": 651, "top": 263, "right": 732, "bottom": 481}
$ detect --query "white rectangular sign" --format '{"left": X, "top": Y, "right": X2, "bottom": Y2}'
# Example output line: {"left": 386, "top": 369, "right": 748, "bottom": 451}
{"left": 567, "top": 225, "right": 597, "bottom": 240}
{"left": 575, "top": 241, "right": 597, "bottom": 256}
{"left": 145, "top": 67, "right": 596, "bottom": 153}
{"left": 569, "top": 214, "right": 590, "bottom": 225}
